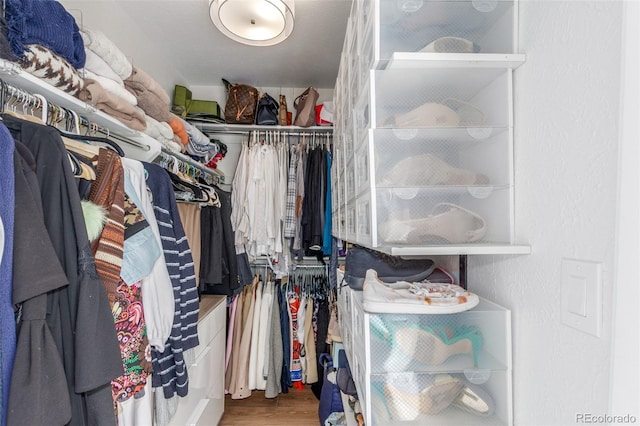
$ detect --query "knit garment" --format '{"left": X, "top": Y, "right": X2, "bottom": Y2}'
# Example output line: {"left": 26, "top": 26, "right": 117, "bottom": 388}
{"left": 81, "top": 27, "right": 132, "bottom": 80}
{"left": 77, "top": 79, "right": 147, "bottom": 131}
{"left": 20, "top": 44, "right": 84, "bottom": 96}
{"left": 5, "top": 0, "right": 86, "bottom": 68}
{"left": 89, "top": 148, "right": 125, "bottom": 307}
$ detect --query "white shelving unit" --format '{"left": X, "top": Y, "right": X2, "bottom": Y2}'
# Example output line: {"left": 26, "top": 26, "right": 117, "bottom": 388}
{"left": 331, "top": 0, "right": 529, "bottom": 256}
{"left": 338, "top": 286, "right": 513, "bottom": 426}
{"left": 333, "top": 0, "right": 524, "bottom": 424}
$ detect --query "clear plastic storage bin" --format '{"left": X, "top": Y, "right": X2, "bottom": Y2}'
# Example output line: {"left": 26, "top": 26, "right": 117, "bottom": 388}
{"left": 341, "top": 289, "right": 513, "bottom": 426}
{"left": 358, "top": 0, "right": 518, "bottom": 71}
{"left": 368, "top": 370, "right": 512, "bottom": 425}
{"left": 354, "top": 67, "right": 512, "bottom": 150}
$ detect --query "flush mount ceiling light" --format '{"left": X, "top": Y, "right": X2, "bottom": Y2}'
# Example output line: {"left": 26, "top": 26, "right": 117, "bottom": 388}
{"left": 209, "top": 0, "right": 295, "bottom": 46}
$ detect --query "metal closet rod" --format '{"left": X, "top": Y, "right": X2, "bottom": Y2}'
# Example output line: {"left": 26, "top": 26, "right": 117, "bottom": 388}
{"left": 204, "top": 130, "right": 333, "bottom": 136}
{"left": 249, "top": 262, "right": 327, "bottom": 269}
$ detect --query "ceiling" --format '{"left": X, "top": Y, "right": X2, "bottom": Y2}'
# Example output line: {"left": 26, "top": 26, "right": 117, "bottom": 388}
{"left": 60, "top": 0, "right": 353, "bottom": 91}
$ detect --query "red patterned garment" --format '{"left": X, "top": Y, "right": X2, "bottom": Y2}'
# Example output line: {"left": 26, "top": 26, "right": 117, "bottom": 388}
{"left": 111, "top": 278, "right": 153, "bottom": 403}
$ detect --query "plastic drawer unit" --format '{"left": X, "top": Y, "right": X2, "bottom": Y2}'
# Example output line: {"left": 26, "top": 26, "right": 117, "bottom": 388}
{"left": 357, "top": 0, "right": 518, "bottom": 72}
{"left": 340, "top": 287, "right": 513, "bottom": 426}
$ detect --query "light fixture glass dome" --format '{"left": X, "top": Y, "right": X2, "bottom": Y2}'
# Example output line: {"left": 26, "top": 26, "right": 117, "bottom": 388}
{"left": 209, "top": 0, "right": 295, "bottom": 46}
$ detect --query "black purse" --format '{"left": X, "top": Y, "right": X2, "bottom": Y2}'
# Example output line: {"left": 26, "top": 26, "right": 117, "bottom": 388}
{"left": 255, "top": 92, "right": 279, "bottom": 125}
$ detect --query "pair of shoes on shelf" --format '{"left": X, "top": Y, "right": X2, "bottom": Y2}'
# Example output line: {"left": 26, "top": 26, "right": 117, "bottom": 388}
{"left": 378, "top": 202, "right": 487, "bottom": 245}
{"left": 344, "top": 245, "right": 436, "bottom": 290}
{"left": 384, "top": 373, "right": 495, "bottom": 421}
{"left": 380, "top": 153, "right": 490, "bottom": 187}
{"left": 363, "top": 269, "right": 479, "bottom": 315}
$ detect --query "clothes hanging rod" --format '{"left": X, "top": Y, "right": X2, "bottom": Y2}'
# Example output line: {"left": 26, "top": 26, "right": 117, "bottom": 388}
{"left": 159, "top": 148, "right": 224, "bottom": 184}
{"left": 249, "top": 263, "right": 327, "bottom": 269}
{"left": 205, "top": 130, "right": 333, "bottom": 137}
{"left": 192, "top": 122, "right": 333, "bottom": 135}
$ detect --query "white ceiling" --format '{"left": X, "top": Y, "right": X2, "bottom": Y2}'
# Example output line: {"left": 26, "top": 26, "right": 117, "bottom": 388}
{"left": 60, "top": 0, "right": 353, "bottom": 91}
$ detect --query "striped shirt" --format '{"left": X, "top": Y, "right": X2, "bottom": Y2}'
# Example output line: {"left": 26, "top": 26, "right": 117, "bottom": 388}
{"left": 144, "top": 163, "right": 200, "bottom": 398}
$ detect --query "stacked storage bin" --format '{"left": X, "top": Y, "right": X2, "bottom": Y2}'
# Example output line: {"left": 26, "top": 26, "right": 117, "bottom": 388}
{"left": 332, "top": 0, "right": 527, "bottom": 424}
{"left": 332, "top": 0, "right": 526, "bottom": 254}
{"left": 339, "top": 286, "right": 513, "bottom": 426}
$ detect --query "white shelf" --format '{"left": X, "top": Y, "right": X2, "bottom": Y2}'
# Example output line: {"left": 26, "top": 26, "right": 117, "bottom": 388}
{"left": 386, "top": 53, "right": 527, "bottom": 70}
{"left": 0, "top": 59, "right": 161, "bottom": 162}
{"left": 383, "top": 244, "right": 531, "bottom": 257}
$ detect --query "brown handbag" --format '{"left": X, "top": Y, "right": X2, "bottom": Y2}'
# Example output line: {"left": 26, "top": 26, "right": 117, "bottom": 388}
{"left": 279, "top": 94, "right": 289, "bottom": 126}
{"left": 223, "top": 79, "right": 259, "bottom": 124}
{"left": 293, "top": 87, "right": 319, "bottom": 127}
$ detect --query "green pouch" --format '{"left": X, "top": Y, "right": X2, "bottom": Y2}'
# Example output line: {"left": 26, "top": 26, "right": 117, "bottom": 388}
{"left": 173, "top": 85, "right": 192, "bottom": 118}
{"left": 187, "top": 99, "right": 222, "bottom": 119}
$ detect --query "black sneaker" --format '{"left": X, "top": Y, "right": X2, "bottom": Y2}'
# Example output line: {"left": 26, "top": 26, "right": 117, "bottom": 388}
{"left": 343, "top": 245, "right": 436, "bottom": 290}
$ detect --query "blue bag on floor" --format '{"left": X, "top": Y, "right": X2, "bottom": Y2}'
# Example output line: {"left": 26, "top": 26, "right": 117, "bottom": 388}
{"left": 318, "top": 353, "right": 343, "bottom": 425}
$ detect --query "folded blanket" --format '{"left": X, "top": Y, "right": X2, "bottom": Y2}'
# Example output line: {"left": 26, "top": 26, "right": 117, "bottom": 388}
{"left": 77, "top": 79, "right": 146, "bottom": 131}
{"left": 124, "top": 79, "right": 172, "bottom": 123}
{"left": 125, "top": 66, "right": 170, "bottom": 106}
{"left": 83, "top": 49, "right": 124, "bottom": 86}
{"left": 142, "top": 112, "right": 174, "bottom": 141}
{"left": 82, "top": 69, "right": 137, "bottom": 106}
{"left": 80, "top": 27, "right": 131, "bottom": 80}
{"left": 5, "top": 0, "right": 85, "bottom": 68}
{"left": 20, "top": 44, "right": 84, "bottom": 96}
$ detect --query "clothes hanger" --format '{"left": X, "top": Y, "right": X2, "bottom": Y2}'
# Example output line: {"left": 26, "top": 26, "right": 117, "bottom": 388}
{"left": 56, "top": 127, "right": 125, "bottom": 157}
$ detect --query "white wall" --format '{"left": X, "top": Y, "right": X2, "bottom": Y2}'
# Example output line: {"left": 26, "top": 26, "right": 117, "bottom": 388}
{"left": 467, "top": 1, "right": 633, "bottom": 424}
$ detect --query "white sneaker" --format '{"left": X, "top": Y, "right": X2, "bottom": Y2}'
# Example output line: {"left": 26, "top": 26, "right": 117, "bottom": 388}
{"left": 362, "top": 269, "right": 479, "bottom": 314}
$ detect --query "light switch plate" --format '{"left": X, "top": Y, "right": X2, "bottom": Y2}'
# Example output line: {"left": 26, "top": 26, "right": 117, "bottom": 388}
{"left": 561, "top": 259, "right": 602, "bottom": 337}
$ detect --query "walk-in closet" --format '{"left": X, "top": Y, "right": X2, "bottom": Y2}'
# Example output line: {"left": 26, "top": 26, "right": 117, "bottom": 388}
{"left": 0, "top": 0, "right": 637, "bottom": 426}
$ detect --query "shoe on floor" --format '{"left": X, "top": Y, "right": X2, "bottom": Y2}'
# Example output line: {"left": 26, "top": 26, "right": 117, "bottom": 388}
{"left": 362, "top": 269, "right": 479, "bottom": 314}
{"left": 344, "top": 245, "right": 435, "bottom": 290}
{"left": 383, "top": 374, "right": 464, "bottom": 420}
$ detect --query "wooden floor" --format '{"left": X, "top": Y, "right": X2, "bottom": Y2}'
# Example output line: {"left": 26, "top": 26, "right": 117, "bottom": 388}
{"left": 219, "top": 386, "right": 320, "bottom": 426}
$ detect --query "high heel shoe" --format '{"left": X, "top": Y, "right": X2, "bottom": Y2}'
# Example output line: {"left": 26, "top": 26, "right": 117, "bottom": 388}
{"left": 383, "top": 374, "right": 464, "bottom": 420}
{"left": 395, "top": 324, "right": 484, "bottom": 367}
